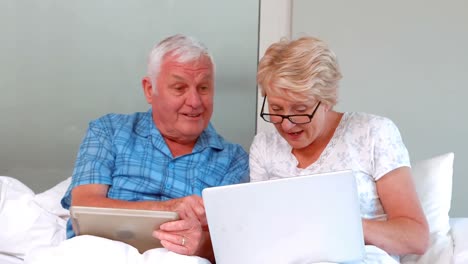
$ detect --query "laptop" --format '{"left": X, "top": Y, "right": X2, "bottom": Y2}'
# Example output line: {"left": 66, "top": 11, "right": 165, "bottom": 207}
{"left": 202, "top": 170, "right": 365, "bottom": 264}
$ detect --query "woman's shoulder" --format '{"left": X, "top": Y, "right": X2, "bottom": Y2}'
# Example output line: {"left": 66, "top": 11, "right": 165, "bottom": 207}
{"left": 344, "top": 112, "right": 397, "bottom": 128}
{"left": 251, "top": 129, "right": 290, "bottom": 151}
{"left": 343, "top": 112, "right": 403, "bottom": 143}
{"left": 253, "top": 129, "right": 283, "bottom": 142}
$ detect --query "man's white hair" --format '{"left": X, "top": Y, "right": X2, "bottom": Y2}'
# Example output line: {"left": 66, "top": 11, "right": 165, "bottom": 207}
{"left": 146, "top": 34, "right": 215, "bottom": 92}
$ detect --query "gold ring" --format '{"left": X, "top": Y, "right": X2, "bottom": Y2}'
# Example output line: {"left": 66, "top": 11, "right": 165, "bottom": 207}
{"left": 181, "top": 236, "right": 186, "bottom": 246}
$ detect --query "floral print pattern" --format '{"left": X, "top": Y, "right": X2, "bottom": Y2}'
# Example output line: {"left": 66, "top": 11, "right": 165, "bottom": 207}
{"left": 249, "top": 112, "right": 411, "bottom": 221}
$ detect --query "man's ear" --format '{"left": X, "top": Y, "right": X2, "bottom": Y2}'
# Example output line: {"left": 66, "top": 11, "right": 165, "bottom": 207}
{"left": 142, "top": 77, "right": 154, "bottom": 104}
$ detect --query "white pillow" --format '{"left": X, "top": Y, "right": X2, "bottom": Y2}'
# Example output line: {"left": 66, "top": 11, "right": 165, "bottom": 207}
{"left": 0, "top": 176, "right": 66, "bottom": 259}
{"left": 411, "top": 152, "right": 454, "bottom": 235}
{"left": 400, "top": 152, "right": 454, "bottom": 264}
{"left": 450, "top": 218, "right": 468, "bottom": 264}
{"left": 34, "top": 177, "right": 71, "bottom": 220}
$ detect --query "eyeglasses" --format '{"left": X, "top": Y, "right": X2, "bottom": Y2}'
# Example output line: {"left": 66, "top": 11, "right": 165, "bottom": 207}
{"left": 260, "top": 96, "right": 321, "bottom": 124}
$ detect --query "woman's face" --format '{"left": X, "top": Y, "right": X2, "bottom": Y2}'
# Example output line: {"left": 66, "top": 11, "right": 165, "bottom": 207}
{"left": 266, "top": 95, "right": 326, "bottom": 150}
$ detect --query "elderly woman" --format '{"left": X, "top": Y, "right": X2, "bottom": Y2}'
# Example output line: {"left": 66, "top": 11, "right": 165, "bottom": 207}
{"left": 250, "top": 36, "right": 429, "bottom": 263}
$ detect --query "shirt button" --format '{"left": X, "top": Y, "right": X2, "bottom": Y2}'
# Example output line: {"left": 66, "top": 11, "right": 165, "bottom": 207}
{"left": 168, "top": 163, "right": 174, "bottom": 169}
{"left": 165, "top": 183, "right": 170, "bottom": 189}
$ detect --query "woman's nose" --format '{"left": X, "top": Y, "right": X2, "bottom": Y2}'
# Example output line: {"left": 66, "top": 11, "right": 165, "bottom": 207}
{"left": 280, "top": 118, "right": 296, "bottom": 130}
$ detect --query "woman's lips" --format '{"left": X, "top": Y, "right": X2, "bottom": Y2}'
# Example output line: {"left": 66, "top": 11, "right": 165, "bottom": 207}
{"left": 286, "top": 130, "right": 303, "bottom": 139}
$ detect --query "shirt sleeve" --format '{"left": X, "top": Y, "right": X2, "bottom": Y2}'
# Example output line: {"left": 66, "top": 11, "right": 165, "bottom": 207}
{"left": 370, "top": 116, "right": 411, "bottom": 180}
{"left": 249, "top": 132, "right": 270, "bottom": 182}
{"left": 61, "top": 119, "right": 115, "bottom": 209}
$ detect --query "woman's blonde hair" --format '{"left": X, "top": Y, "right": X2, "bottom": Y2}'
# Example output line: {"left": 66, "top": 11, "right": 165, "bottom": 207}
{"left": 257, "top": 36, "right": 342, "bottom": 106}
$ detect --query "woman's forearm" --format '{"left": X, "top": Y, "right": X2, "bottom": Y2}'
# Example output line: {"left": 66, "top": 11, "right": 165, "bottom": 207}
{"left": 363, "top": 217, "right": 429, "bottom": 255}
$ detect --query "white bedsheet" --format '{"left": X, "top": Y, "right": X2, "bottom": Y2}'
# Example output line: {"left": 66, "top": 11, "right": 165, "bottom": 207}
{"left": 24, "top": 235, "right": 210, "bottom": 264}
{"left": 23, "top": 237, "right": 401, "bottom": 264}
{"left": 0, "top": 253, "right": 23, "bottom": 264}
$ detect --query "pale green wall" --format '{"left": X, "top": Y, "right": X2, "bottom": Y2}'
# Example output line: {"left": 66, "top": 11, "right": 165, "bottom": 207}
{"left": 0, "top": 1, "right": 259, "bottom": 192}
{"left": 292, "top": 0, "right": 468, "bottom": 216}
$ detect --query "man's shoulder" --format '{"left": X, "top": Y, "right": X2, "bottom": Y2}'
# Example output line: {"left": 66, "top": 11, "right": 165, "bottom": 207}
{"left": 88, "top": 111, "right": 151, "bottom": 137}
{"left": 90, "top": 111, "right": 149, "bottom": 128}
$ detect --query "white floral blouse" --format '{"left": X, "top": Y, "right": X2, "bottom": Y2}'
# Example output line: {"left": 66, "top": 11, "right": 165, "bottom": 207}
{"left": 249, "top": 112, "right": 411, "bottom": 221}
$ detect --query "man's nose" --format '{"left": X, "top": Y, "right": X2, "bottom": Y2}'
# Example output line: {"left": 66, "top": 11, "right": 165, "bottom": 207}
{"left": 186, "top": 87, "right": 202, "bottom": 107}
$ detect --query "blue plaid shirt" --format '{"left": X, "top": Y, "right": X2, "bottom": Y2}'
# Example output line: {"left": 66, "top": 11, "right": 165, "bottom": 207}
{"left": 61, "top": 109, "right": 249, "bottom": 238}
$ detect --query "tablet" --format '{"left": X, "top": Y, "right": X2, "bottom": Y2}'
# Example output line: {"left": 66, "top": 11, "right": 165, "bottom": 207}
{"left": 70, "top": 206, "right": 179, "bottom": 253}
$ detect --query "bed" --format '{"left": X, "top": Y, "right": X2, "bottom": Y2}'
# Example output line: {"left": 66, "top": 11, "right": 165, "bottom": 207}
{"left": 1, "top": 152, "right": 467, "bottom": 264}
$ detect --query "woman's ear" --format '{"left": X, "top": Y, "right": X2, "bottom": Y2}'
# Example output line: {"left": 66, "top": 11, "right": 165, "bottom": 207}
{"left": 142, "top": 77, "right": 154, "bottom": 104}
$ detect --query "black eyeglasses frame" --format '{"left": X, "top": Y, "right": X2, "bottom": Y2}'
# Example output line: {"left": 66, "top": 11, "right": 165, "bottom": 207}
{"left": 260, "top": 96, "right": 322, "bottom": 125}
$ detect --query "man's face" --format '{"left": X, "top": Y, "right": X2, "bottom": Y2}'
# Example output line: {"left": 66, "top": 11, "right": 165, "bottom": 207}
{"left": 144, "top": 55, "right": 214, "bottom": 144}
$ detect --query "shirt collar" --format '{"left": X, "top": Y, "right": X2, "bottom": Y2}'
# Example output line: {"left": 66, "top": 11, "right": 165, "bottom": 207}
{"left": 135, "top": 108, "right": 224, "bottom": 152}
{"left": 134, "top": 109, "right": 153, "bottom": 137}
{"left": 194, "top": 123, "right": 224, "bottom": 151}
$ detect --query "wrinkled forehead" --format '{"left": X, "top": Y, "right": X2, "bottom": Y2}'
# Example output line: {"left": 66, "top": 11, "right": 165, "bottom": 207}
{"left": 265, "top": 83, "right": 314, "bottom": 103}
{"left": 161, "top": 55, "right": 214, "bottom": 80}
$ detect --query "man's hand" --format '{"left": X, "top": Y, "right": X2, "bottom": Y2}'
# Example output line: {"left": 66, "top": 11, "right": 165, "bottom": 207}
{"left": 153, "top": 218, "right": 203, "bottom": 255}
{"left": 160, "top": 195, "right": 207, "bottom": 226}
{"left": 153, "top": 195, "right": 210, "bottom": 256}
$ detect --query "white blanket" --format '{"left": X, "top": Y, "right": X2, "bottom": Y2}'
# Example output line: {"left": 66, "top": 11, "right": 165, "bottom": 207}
{"left": 24, "top": 235, "right": 210, "bottom": 264}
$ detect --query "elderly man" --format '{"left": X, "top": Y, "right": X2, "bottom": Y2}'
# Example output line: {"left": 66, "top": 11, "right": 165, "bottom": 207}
{"left": 59, "top": 34, "right": 249, "bottom": 262}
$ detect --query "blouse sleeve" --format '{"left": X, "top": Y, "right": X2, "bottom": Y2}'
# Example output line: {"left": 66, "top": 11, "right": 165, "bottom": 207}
{"left": 369, "top": 116, "right": 411, "bottom": 180}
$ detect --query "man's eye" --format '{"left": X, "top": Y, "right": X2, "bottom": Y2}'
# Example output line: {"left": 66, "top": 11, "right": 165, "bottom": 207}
{"left": 172, "top": 86, "right": 186, "bottom": 92}
{"left": 198, "top": 86, "right": 211, "bottom": 94}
